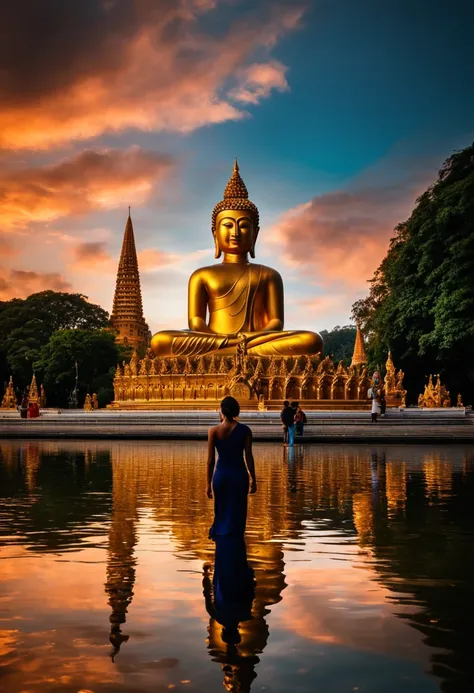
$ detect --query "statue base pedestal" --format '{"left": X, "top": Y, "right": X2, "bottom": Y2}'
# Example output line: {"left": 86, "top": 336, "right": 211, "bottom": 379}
{"left": 108, "top": 399, "right": 371, "bottom": 411}
{"left": 111, "top": 354, "right": 376, "bottom": 411}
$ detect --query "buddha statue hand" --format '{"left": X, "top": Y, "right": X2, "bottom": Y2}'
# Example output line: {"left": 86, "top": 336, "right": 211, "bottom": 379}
{"left": 225, "top": 332, "right": 248, "bottom": 348}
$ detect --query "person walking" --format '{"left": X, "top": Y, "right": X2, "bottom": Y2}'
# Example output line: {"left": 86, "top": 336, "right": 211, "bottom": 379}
{"left": 295, "top": 405, "right": 307, "bottom": 436}
{"left": 280, "top": 400, "right": 296, "bottom": 446}
{"left": 207, "top": 396, "right": 257, "bottom": 541}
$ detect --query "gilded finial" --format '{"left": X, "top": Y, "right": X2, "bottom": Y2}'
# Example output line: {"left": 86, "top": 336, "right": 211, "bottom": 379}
{"left": 212, "top": 160, "right": 259, "bottom": 234}
{"left": 223, "top": 159, "right": 248, "bottom": 200}
{"left": 128, "top": 205, "right": 131, "bottom": 216}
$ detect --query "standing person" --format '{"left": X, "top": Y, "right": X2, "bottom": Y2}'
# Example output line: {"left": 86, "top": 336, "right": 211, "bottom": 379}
{"left": 371, "top": 394, "right": 381, "bottom": 423}
{"left": 280, "top": 400, "right": 295, "bottom": 446}
{"left": 295, "top": 406, "right": 307, "bottom": 436}
{"left": 207, "top": 396, "right": 257, "bottom": 541}
{"left": 19, "top": 394, "right": 28, "bottom": 419}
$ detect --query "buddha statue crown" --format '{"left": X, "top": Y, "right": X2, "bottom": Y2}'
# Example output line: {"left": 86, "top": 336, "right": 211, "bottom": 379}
{"left": 211, "top": 159, "right": 260, "bottom": 235}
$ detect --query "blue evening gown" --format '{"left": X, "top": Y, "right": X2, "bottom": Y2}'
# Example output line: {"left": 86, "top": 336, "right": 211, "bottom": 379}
{"left": 209, "top": 422, "right": 251, "bottom": 541}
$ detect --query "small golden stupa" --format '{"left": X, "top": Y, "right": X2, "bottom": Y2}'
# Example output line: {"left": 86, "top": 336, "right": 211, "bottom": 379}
{"left": 28, "top": 374, "right": 39, "bottom": 403}
{"left": 1, "top": 376, "right": 17, "bottom": 410}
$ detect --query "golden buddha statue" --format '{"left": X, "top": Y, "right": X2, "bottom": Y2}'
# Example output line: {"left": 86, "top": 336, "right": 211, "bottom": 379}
{"left": 151, "top": 161, "right": 323, "bottom": 358}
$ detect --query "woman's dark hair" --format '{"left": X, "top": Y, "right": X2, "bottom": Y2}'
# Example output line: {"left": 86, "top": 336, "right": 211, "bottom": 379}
{"left": 221, "top": 396, "right": 240, "bottom": 420}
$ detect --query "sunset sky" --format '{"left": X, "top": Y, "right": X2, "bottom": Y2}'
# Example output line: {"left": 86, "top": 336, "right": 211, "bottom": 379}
{"left": 1, "top": 0, "right": 473, "bottom": 333}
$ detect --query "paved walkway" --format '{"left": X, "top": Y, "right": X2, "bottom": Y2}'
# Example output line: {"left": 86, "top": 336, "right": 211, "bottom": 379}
{"left": 1, "top": 408, "right": 473, "bottom": 442}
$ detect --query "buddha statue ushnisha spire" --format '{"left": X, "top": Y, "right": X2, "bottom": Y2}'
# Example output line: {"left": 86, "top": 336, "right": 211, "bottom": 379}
{"left": 212, "top": 159, "right": 259, "bottom": 235}
{"left": 111, "top": 209, "right": 149, "bottom": 351}
{"left": 224, "top": 159, "right": 248, "bottom": 199}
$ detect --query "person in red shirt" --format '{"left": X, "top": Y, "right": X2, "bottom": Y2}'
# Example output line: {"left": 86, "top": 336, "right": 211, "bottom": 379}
{"left": 295, "top": 406, "right": 307, "bottom": 436}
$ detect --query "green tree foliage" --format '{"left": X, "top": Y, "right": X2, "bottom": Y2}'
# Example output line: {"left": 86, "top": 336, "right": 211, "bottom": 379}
{"left": 353, "top": 143, "right": 474, "bottom": 403}
{"left": 321, "top": 325, "right": 357, "bottom": 365}
{"left": 0, "top": 291, "right": 109, "bottom": 392}
{"left": 34, "top": 329, "right": 127, "bottom": 407}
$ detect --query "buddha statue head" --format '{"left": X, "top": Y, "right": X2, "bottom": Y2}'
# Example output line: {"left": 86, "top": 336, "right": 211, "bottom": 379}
{"left": 212, "top": 160, "right": 259, "bottom": 259}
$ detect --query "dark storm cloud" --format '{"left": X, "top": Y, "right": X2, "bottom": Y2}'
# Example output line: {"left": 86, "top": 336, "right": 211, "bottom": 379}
{"left": 0, "top": 0, "right": 147, "bottom": 104}
{"left": 0, "top": 1, "right": 305, "bottom": 148}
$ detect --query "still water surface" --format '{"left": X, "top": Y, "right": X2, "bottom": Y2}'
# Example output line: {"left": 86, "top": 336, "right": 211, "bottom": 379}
{"left": 0, "top": 441, "right": 473, "bottom": 693}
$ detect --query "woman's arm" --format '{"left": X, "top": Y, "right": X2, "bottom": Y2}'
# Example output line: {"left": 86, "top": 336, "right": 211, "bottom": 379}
{"left": 206, "top": 427, "right": 216, "bottom": 498}
{"left": 244, "top": 428, "right": 257, "bottom": 494}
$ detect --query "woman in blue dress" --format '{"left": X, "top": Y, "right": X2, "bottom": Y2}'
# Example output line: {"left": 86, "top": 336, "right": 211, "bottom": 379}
{"left": 206, "top": 396, "right": 257, "bottom": 620}
{"left": 207, "top": 396, "right": 257, "bottom": 539}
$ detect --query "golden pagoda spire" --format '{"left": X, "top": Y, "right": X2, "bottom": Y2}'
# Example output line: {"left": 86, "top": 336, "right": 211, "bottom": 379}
{"left": 386, "top": 350, "right": 394, "bottom": 369}
{"left": 351, "top": 324, "right": 367, "bottom": 366}
{"left": 28, "top": 373, "right": 39, "bottom": 403}
{"left": 110, "top": 210, "right": 149, "bottom": 351}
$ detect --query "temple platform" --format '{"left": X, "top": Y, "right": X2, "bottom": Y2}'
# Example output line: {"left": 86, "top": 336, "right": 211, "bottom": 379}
{"left": 1, "top": 408, "right": 473, "bottom": 442}
{"left": 108, "top": 399, "right": 372, "bottom": 411}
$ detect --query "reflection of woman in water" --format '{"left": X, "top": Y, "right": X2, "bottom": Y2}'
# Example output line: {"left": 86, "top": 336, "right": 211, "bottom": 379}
{"left": 206, "top": 396, "right": 257, "bottom": 540}
{"left": 203, "top": 537, "right": 258, "bottom": 693}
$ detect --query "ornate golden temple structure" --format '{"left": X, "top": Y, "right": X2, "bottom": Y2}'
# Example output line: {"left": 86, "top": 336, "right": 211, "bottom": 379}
{"left": 110, "top": 210, "right": 149, "bottom": 351}
{"left": 418, "top": 374, "right": 451, "bottom": 408}
{"left": 111, "top": 347, "right": 406, "bottom": 410}
{"left": 110, "top": 163, "right": 407, "bottom": 410}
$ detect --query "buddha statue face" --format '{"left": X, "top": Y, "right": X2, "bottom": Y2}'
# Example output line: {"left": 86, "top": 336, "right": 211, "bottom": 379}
{"left": 214, "top": 209, "right": 258, "bottom": 259}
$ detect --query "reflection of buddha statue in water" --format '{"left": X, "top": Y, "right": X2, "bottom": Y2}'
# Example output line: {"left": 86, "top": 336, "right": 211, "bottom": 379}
{"left": 151, "top": 161, "right": 323, "bottom": 358}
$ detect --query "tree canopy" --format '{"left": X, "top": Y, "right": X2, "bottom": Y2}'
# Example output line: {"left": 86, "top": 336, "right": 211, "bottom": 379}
{"left": 34, "top": 329, "right": 127, "bottom": 408}
{"left": 353, "top": 143, "right": 474, "bottom": 403}
{"left": 320, "top": 325, "right": 357, "bottom": 365}
{"left": 0, "top": 291, "right": 110, "bottom": 396}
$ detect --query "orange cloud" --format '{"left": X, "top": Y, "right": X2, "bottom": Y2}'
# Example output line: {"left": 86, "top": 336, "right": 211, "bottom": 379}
{"left": 138, "top": 247, "right": 212, "bottom": 271}
{"left": 266, "top": 152, "right": 441, "bottom": 292}
{"left": 71, "top": 241, "right": 116, "bottom": 274}
{"left": 138, "top": 249, "right": 181, "bottom": 271}
{"left": 0, "top": 268, "right": 72, "bottom": 300}
{"left": 0, "top": 3, "right": 305, "bottom": 150}
{"left": 0, "top": 147, "right": 173, "bottom": 229}
{"left": 0, "top": 238, "right": 17, "bottom": 257}
{"left": 285, "top": 294, "right": 360, "bottom": 331}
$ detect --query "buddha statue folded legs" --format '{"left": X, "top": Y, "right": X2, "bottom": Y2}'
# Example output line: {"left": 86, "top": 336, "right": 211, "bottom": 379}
{"left": 151, "top": 329, "right": 322, "bottom": 357}
{"left": 151, "top": 161, "right": 323, "bottom": 360}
